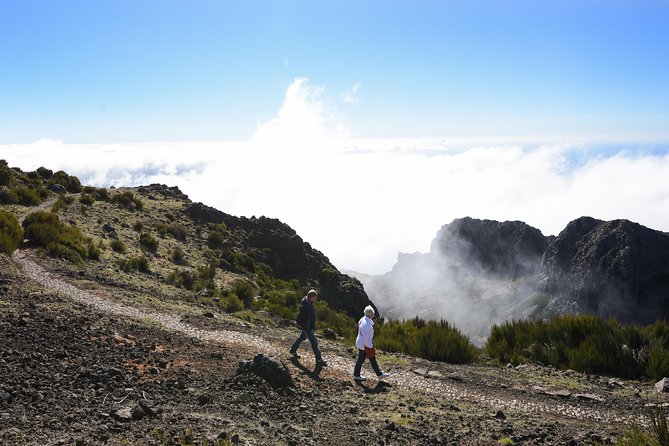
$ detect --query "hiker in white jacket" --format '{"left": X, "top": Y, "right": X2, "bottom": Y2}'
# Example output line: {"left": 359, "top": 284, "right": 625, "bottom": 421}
{"left": 353, "top": 306, "right": 390, "bottom": 381}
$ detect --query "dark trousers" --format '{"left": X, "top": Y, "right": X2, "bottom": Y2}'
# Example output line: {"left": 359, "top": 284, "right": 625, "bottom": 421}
{"left": 354, "top": 348, "right": 381, "bottom": 377}
{"left": 290, "top": 329, "right": 322, "bottom": 361}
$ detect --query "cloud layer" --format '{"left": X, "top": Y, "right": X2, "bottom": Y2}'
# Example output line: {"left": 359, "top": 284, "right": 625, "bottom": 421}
{"left": 2, "top": 78, "right": 668, "bottom": 274}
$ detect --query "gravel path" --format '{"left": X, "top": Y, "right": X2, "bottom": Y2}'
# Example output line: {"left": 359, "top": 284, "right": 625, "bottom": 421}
{"left": 11, "top": 249, "right": 645, "bottom": 429}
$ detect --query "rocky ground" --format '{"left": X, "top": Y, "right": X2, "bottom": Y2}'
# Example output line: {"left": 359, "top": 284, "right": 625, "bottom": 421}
{"left": 1, "top": 250, "right": 665, "bottom": 446}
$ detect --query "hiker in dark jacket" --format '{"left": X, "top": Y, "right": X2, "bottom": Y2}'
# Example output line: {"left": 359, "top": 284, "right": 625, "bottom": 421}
{"left": 289, "top": 289, "right": 327, "bottom": 366}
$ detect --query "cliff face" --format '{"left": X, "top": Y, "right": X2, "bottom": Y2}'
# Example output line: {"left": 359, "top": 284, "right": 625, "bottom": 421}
{"left": 431, "top": 217, "right": 548, "bottom": 279}
{"left": 357, "top": 216, "right": 669, "bottom": 341}
{"left": 539, "top": 217, "right": 669, "bottom": 323}
{"left": 185, "top": 202, "right": 375, "bottom": 317}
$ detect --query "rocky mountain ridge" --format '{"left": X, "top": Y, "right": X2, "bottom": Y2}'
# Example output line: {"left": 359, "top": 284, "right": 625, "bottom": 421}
{"left": 355, "top": 216, "right": 669, "bottom": 341}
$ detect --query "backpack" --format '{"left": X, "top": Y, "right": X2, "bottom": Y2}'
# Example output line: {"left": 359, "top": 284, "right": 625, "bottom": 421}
{"left": 296, "top": 305, "right": 307, "bottom": 328}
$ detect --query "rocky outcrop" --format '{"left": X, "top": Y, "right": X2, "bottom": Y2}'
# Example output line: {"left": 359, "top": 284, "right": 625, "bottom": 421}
{"left": 539, "top": 217, "right": 669, "bottom": 323}
{"left": 357, "top": 216, "right": 669, "bottom": 340}
{"left": 186, "top": 202, "right": 376, "bottom": 318}
{"left": 237, "top": 354, "right": 294, "bottom": 389}
{"left": 431, "top": 218, "right": 548, "bottom": 278}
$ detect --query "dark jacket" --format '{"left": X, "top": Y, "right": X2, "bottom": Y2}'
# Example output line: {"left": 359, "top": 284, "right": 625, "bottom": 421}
{"left": 298, "top": 296, "right": 316, "bottom": 331}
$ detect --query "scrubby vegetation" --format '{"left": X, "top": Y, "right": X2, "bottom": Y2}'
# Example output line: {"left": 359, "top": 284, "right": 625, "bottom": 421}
{"left": 376, "top": 317, "right": 478, "bottom": 364}
{"left": 0, "top": 160, "right": 50, "bottom": 205}
{"left": 0, "top": 210, "right": 23, "bottom": 254}
{"left": 139, "top": 232, "right": 159, "bottom": 253}
{"left": 111, "top": 190, "right": 143, "bottom": 211}
{"left": 22, "top": 211, "right": 99, "bottom": 263}
{"left": 168, "top": 263, "right": 216, "bottom": 293}
{"left": 110, "top": 239, "right": 126, "bottom": 253}
{"left": 119, "top": 255, "right": 150, "bottom": 273}
{"left": 486, "top": 315, "right": 669, "bottom": 379}
{"left": 49, "top": 170, "right": 82, "bottom": 193}
{"left": 156, "top": 222, "right": 188, "bottom": 241}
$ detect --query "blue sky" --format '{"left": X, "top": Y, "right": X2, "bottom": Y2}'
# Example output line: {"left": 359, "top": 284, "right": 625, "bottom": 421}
{"left": 1, "top": 0, "right": 668, "bottom": 142}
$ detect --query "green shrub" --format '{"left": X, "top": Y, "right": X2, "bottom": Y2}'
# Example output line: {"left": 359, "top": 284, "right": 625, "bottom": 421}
{"left": 49, "top": 170, "right": 82, "bottom": 193}
{"left": 207, "top": 229, "right": 226, "bottom": 248}
{"left": 119, "top": 256, "right": 149, "bottom": 273}
{"left": 157, "top": 222, "right": 187, "bottom": 241}
{"left": 171, "top": 246, "right": 186, "bottom": 264}
{"left": 111, "top": 190, "right": 143, "bottom": 211}
{"left": 139, "top": 232, "right": 159, "bottom": 253}
{"left": 0, "top": 210, "right": 23, "bottom": 254}
{"left": 79, "top": 194, "right": 95, "bottom": 206}
{"left": 0, "top": 186, "right": 18, "bottom": 204}
{"left": 22, "top": 211, "right": 97, "bottom": 263}
{"left": 168, "top": 263, "right": 216, "bottom": 292}
{"left": 376, "top": 317, "right": 478, "bottom": 364}
{"left": 110, "top": 239, "right": 126, "bottom": 253}
{"left": 224, "top": 294, "right": 243, "bottom": 313}
{"left": 133, "top": 221, "right": 144, "bottom": 232}
{"left": 14, "top": 185, "right": 42, "bottom": 206}
{"left": 315, "top": 301, "right": 357, "bottom": 340}
{"left": 35, "top": 166, "right": 53, "bottom": 180}
{"left": 485, "top": 315, "right": 666, "bottom": 379}
{"left": 0, "top": 160, "right": 13, "bottom": 186}
{"left": 232, "top": 280, "right": 256, "bottom": 309}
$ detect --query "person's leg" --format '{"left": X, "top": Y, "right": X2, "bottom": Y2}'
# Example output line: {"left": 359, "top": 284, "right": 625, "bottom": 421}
{"left": 305, "top": 329, "right": 322, "bottom": 361}
{"left": 368, "top": 355, "right": 382, "bottom": 376}
{"left": 353, "top": 349, "right": 366, "bottom": 377}
{"left": 290, "top": 330, "right": 307, "bottom": 353}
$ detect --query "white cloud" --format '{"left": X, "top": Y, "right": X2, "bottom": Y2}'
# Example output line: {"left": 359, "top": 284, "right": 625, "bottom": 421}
{"left": 2, "top": 79, "right": 669, "bottom": 275}
{"left": 342, "top": 82, "right": 362, "bottom": 104}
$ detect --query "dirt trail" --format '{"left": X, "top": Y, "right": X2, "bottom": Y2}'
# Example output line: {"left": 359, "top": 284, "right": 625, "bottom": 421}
{"left": 11, "top": 249, "right": 644, "bottom": 428}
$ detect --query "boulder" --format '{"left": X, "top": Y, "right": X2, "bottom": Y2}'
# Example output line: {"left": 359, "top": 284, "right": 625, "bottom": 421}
{"left": 237, "top": 354, "right": 294, "bottom": 389}
{"left": 656, "top": 377, "right": 669, "bottom": 393}
{"left": 47, "top": 183, "right": 67, "bottom": 194}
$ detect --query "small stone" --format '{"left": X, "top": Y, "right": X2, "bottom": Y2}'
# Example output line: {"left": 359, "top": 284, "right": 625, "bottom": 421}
{"left": 656, "top": 377, "right": 669, "bottom": 393}
{"left": 112, "top": 407, "right": 134, "bottom": 422}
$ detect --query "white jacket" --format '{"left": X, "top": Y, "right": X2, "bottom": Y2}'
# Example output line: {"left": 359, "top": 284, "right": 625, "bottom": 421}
{"left": 355, "top": 316, "right": 374, "bottom": 350}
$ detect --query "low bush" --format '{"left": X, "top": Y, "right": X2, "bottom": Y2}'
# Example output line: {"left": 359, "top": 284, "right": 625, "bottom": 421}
{"left": 14, "top": 185, "right": 43, "bottom": 206}
{"left": 376, "top": 317, "right": 478, "bottom": 364}
{"left": 232, "top": 280, "right": 256, "bottom": 309}
{"left": 171, "top": 246, "right": 186, "bottom": 264}
{"left": 207, "top": 228, "right": 226, "bottom": 248}
{"left": 79, "top": 194, "right": 95, "bottom": 206}
{"left": 168, "top": 262, "right": 216, "bottom": 293}
{"left": 22, "top": 211, "right": 97, "bottom": 263}
{"left": 0, "top": 160, "right": 13, "bottom": 186}
{"left": 157, "top": 222, "right": 187, "bottom": 241}
{"left": 139, "top": 232, "right": 159, "bottom": 253}
{"left": 485, "top": 315, "right": 669, "bottom": 379}
{"left": 110, "top": 239, "right": 126, "bottom": 253}
{"left": 0, "top": 210, "right": 23, "bottom": 254}
{"left": 119, "top": 256, "right": 149, "bottom": 273}
{"left": 111, "top": 190, "right": 143, "bottom": 211}
{"left": 132, "top": 221, "right": 144, "bottom": 232}
{"left": 48, "top": 170, "right": 82, "bottom": 193}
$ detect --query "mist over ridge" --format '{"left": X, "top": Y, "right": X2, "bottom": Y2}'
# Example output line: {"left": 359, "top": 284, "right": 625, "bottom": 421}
{"left": 351, "top": 216, "right": 669, "bottom": 345}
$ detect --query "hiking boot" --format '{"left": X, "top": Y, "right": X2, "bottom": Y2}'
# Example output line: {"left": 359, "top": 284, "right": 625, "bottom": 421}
{"left": 377, "top": 372, "right": 391, "bottom": 379}
{"left": 316, "top": 359, "right": 328, "bottom": 367}
{"left": 353, "top": 376, "right": 367, "bottom": 382}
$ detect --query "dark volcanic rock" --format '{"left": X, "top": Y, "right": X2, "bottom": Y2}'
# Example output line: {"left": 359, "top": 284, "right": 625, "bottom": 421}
{"left": 186, "top": 201, "right": 377, "bottom": 317}
{"left": 539, "top": 217, "right": 669, "bottom": 323}
{"left": 431, "top": 217, "right": 548, "bottom": 279}
{"left": 237, "top": 354, "right": 294, "bottom": 389}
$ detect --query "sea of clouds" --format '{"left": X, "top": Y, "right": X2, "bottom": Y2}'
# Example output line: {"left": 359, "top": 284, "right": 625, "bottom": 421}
{"left": 2, "top": 78, "right": 669, "bottom": 274}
